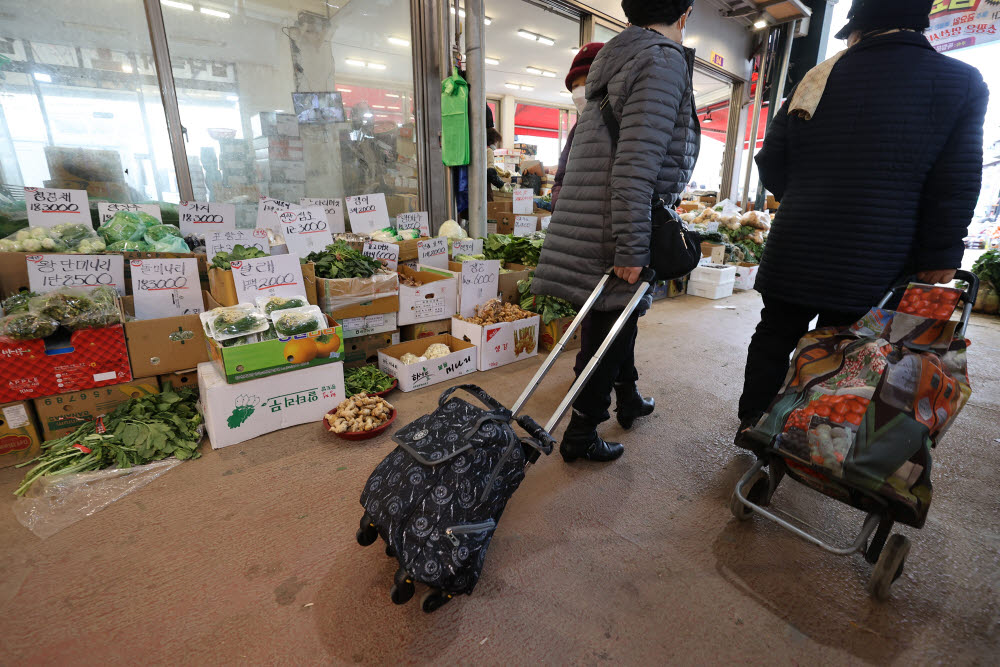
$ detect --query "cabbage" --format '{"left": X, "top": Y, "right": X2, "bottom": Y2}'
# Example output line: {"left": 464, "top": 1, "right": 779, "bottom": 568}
{"left": 437, "top": 219, "right": 468, "bottom": 240}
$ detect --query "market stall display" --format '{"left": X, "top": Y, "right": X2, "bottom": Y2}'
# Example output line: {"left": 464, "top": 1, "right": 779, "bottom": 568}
{"left": 0, "top": 223, "right": 105, "bottom": 254}
{"left": 344, "top": 365, "right": 397, "bottom": 397}
{"left": 971, "top": 248, "right": 1000, "bottom": 314}
{"left": 324, "top": 393, "right": 396, "bottom": 437}
{"left": 209, "top": 244, "right": 269, "bottom": 270}
{"left": 483, "top": 232, "right": 545, "bottom": 267}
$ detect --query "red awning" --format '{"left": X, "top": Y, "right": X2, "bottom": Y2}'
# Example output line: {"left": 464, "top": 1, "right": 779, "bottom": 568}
{"left": 515, "top": 104, "right": 559, "bottom": 139}
{"left": 696, "top": 101, "right": 770, "bottom": 150}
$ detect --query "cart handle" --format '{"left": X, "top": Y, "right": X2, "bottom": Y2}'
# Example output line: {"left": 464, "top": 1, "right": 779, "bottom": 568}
{"left": 876, "top": 270, "right": 979, "bottom": 338}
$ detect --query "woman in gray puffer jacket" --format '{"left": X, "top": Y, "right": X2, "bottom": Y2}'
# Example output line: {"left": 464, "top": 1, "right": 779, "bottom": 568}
{"left": 532, "top": 0, "right": 699, "bottom": 463}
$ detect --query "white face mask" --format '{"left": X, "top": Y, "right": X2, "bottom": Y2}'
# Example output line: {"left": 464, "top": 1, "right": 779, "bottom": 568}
{"left": 571, "top": 85, "right": 587, "bottom": 114}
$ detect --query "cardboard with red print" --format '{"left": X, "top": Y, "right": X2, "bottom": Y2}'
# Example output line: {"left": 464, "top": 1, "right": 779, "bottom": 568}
{"left": 0, "top": 400, "right": 43, "bottom": 469}
{"left": 450, "top": 314, "right": 539, "bottom": 371}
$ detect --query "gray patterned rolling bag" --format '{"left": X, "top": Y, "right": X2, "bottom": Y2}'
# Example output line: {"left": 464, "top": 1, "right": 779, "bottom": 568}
{"left": 355, "top": 271, "right": 652, "bottom": 612}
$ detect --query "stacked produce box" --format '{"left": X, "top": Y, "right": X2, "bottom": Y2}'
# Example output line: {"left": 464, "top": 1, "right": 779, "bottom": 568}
{"left": 253, "top": 111, "right": 305, "bottom": 203}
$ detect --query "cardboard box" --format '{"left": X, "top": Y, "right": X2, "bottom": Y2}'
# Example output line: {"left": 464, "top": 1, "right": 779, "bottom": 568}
{"left": 397, "top": 266, "right": 457, "bottom": 326}
{"left": 650, "top": 277, "right": 689, "bottom": 301}
{"left": 500, "top": 268, "right": 532, "bottom": 305}
{"left": 496, "top": 211, "right": 549, "bottom": 235}
{"left": 315, "top": 272, "right": 399, "bottom": 324}
{"left": 33, "top": 377, "right": 160, "bottom": 440}
{"left": 539, "top": 315, "right": 581, "bottom": 353}
{"left": 0, "top": 325, "right": 132, "bottom": 403}
{"left": 399, "top": 318, "right": 452, "bottom": 341}
{"left": 210, "top": 263, "right": 318, "bottom": 308}
{"left": 451, "top": 315, "right": 540, "bottom": 371}
{"left": 378, "top": 334, "right": 477, "bottom": 392}
{"left": 344, "top": 330, "right": 400, "bottom": 368}
{"left": 0, "top": 401, "right": 43, "bottom": 469}
{"left": 199, "top": 360, "right": 343, "bottom": 449}
{"left": 701, "top": 242, "right": 726, "bottom": 264}
{"left": 205, "top": 318, "right": 344, "bottom": 384}
{"left": 252, "top": 111, "right": 300, "bottom": 138}
{"left": 158, "top": 369, "right": 198, "bottom": 390}
{"left": 123, "top": 295, "right": 210, "bottom": 377}
{"left": 679, "top": 201, "right": 701, "bottom": 213}
{"left": 766, "top": 195, "right": 779, "bottom": 211}
{"left": 733, "top": 263, "right": 760, "bottom": 291}
{"left": 396, "top": 237, "right": 428, "bottom": 263}
{"left": 340, "top": 312, "right": 398, "bottom": 339}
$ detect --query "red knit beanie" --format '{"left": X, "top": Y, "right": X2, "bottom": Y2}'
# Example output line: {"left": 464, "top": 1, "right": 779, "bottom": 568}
{"left": 565, "top": 42, "right": 605, "bottom": 91}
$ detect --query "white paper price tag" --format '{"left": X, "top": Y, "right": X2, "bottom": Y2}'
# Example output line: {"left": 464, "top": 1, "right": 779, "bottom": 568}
{"left": 26, "top": 254, "right": 126, "bottom": 295}
{"left": 205, "top": 230, "right": 270, "bottom": 264}
{"left": 279, "top": 206, "right": 333, "bottom": 256}
{"left": 345, "top": 193, "right": 390, "bottom": 234}
{"left": 540, "top": 215, "right": 551, "bottom": 231}
{"left": 97, "top": 202, "right": 162, "bottom": 225}
{"left": 363, "top": 241, "right": 399, "bottom": 272}
{"left": 512, "top": 188, "right": 533, "bottom": 215}
{"left": 395, "top": 211, "right": 429, "bottom": 237}
{"left": 129, "top": 258, "right": 203, "bottom": 320}
{"left": 255, "top": 196, "right": 295, "bottom": 233}
{"left": 417, "top": 237, "right": 448, "bottom": 269}
{"left": 25, "top": 187, "right": 91, "bottom": 227}
{"left": 513, "top": 216, "right": 536, "bottom": 237}
{"left": 451, "top": 238, "right": 483, "bottom": 256}
{"left": 179, "top": 201, "right": 236, "bottom": 235}
{"left": 459, "top": 259, "right": 501, "bottom": 318}
{"left": 232, "top": 255, "right": 306, "bottom": 303}
{"left": 300, "top": 198, "right": 346, "bottom": 234}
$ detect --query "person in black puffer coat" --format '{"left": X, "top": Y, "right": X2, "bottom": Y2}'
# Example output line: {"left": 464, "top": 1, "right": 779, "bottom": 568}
{"left": 737, "top": 0, "right": 989, "bottom": 437}
{"left": 533, "top": 0, "right": 700, "bottom": 464}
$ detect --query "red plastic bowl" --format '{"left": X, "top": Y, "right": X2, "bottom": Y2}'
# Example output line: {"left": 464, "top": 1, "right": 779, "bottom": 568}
{"left": 373, "top": 378, "right": 398, "bottom": 397}
{"left": 322, "top": 407, "right": 397, "bottom": 441}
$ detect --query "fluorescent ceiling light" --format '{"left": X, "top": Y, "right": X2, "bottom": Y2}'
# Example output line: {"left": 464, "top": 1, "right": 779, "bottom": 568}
{"left": 485, "top": 57, "right": 500, "bottom": 66}
{"left": 121, "top": 63, "right": 133, "bottom": 73}
{"left": 505, "top": 83, "right": 520, "bottom": 89}
{"left": 337, "top": 87, "right": 351, "bottom": 93}
{"left": 525, "top": 66, "right": 542, "bottom": 75}
{"left": 386, "top": 106, "right": 400, "bottom": 110}
{"left": 753, "top": 18, "right": 768, "bottom": 29}
{"left": 226, "top": 95, "right": 238, "bottom": 102}
{"left": 367, "top": 62, "right": 386, "bottom": 70}
{"left": 345, "top": 58, "right": 366, "bottom": 67}
{"left": 388, "top": 37, "right": 410, "bottom": 47}
{"left": 200, "top": 7, "right": 230, "bottom": 18}
{"left": 33, "top": 72, "right": 51, "bottom": 83}
{"left": 537, "top": 36, "right": 555, "bottom": 46}
{"left": 371, "top": 104, "right": 385, "bottom": 109}
{"left": 520, "top": 85, "right": 534, "bottom": 91}
{"left": 542, "top": 71, "right": 556, "bottom": 78}
{"left": 518, "top": 30, "right": 537, "bottom": 41}
{"left": 161, "top": 0, "right": 194, "bottom": 10}
{"left": 385, "top": 93, "right": 399, "bottom": 98}
{"left": 363, "top": 112, "right": 373, "bottom": 118}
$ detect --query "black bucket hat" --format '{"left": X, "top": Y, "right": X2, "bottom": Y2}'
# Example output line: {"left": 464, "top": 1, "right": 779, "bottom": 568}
{"left": 835, "top": 0, "right": 934, "bottom": 40}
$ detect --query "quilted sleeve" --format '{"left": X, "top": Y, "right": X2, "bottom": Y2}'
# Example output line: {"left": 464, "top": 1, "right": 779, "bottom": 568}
{"left": 915, "top": 69, "right": 989, "bottom": 271}
{"left": 610, "top": 47, "right": 686, "bottom": 268}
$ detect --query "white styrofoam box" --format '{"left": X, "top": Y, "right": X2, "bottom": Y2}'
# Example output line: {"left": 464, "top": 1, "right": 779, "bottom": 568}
{"left": 198, "top": 361, "right": 344, "bottom": 449}
{"left": 255, "top": 159, "right": 306, "bottom": 183}
{"left": 687, "top": 279, "right": 735, "bottom": 300}
{"left": 252, "top": 111, "right": 300, "bottom": 138}
{"left": 397, "top": 270, "right": 458, "bottom": 326}
{"left": 733, "top": 263, "right": 759, "bottom": 291}
{"left": 690, "top": 264, "right": 738, "bottom": 286}
{"left": 340, "top": 312, "right": 398, "bottom": 339}
{"left": 378, "top": 334, "right": 477, "bottom": 392}
{"left": 451, "top": 315, "right": 540, "bottom": 371}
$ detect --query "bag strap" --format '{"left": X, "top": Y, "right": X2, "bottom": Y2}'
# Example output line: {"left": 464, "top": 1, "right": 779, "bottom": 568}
{"left": 438, "top": 384, "right": 508, "bottom": 415}
{"left": 599, "top": 90, "right": 620, "bottom": 149}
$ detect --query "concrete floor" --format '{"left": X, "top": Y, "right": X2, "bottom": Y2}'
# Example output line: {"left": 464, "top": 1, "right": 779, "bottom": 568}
{"left": 1, "top": 291, "right": 998, "bottom": 665}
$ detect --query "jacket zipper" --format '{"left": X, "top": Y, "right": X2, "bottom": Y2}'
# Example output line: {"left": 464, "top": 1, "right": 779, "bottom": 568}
{"left": 445, "top": 519, "right": 497, "bottom": 546}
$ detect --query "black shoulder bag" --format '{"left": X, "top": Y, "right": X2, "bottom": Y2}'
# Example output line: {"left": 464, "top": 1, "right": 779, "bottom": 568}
{"left": 599, "top": 93, "right": 701, "bottom": 281}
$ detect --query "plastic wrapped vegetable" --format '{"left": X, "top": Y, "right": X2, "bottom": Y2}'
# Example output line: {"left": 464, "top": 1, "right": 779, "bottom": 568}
{"left": 273, "top": 306, "right": 323, "bottom": 336}
{"left": 2, "top": 291, "right": 38, "bottom": 315}
{"left": 98, "top": 211, "right": 147, "bottom": 243}
{"left": 202, "top": 305, "right": 269, "bottom": 341}
{"left": 106, "top": 240, "right": 149, "bottom": 252}
{"left": 399, "top": 352, "right": 425, "bottom": 365}
{"left": 424, "top": 343, "right": 451, "bottom": 359}
{"left": 29, "top": 287, "right": 120, "bottom": 331}
{"left": 147, "top": 234, "right": 191, "bottom": 253}
{"left": 0, "top": 312, "right": 59, "bottom": 340}
{"left": 143, "top": 224, "right": 182, "bottom": 244}
{"left": 260, "top": 295, "right": 306, "bottom": 315}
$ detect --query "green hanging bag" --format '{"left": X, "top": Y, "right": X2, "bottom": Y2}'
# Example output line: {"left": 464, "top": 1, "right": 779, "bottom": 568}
{"left": 441, "top": 67, "right": 470, "bottom": 166}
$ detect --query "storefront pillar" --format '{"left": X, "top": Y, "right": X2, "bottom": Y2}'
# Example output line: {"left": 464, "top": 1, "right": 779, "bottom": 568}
{"left": 465, "top": 0, "right": 488, "bottom": 238}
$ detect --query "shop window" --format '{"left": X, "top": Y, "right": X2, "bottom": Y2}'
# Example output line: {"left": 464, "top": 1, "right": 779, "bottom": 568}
{"left": 593, "top": 23, "right": 620, "bottom": 44}
{"left": 160, "top": 0, "right": 420, "bottom": 225}
{"left": 691, "top": 67, "right": 735, "bottom": 195}
{"left": 514, "top": 102, "right": 564, "bottom": 167}
{"left": 0, "top": 2, "right": 178, "bottom": 203}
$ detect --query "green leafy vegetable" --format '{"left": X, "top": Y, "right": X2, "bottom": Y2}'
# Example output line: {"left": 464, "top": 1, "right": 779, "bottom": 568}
{"left": 0, "top": 312, "right": 59, "bottom": 340}
{"left": 210, "top": 244, "right": 269, "bottom": 270}
{"left": 2, "top": 290, "right": 38, "bottom": 315}
{"left": 972, "top": 248, "right": 1000, "bottom": 291}
{"left": 517, "top": 276, "right": 577, "bottom": 325}
{"left": 304, "top": 241, "right": 383, "bottom": 279}
{"left": 483, "top": 232, "right": 545, "bottom": 267}
{"left": 263, "top": 296, "right": 306, "bottom": 315}
{"left": 344, "top": 365, "right": 395, "bottom": 396}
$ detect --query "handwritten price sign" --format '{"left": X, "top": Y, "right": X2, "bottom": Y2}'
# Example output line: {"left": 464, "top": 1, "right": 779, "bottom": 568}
{"left": 459, "top": 259, "right": 500, "bottom": 318}
{"left": 301, "top": 198, "right": 345, "bottom": 234}
{"left": 232, "top": 254, "right": 305, "bottom": 303}
{"left": 451, "top": 238, "right": 483, "bottom": 256}
{"left": 512, "top": 188, "right": 533, "bottom": 214}
{"left": 26, "top": 254, "right": 126, "bottom": 295}
{"left": 205, "top": 229, "right": 270, "bottom": 263}
{"left": 363, "top": 241, "right": 399, "bottom": 272}
{"left": 24, "top": 187, "right": 91, "bottom": 227}
{"left": 395, "top": 211, "right": 429, "bottom": 237}
{"left": 255, "top": 196, "right": 295, "bottom": 234}
{"left": 98, "top": 202, "right": 162, "bottom": 225}
{"left": 417, "top": 237, "right": 448, "bottom": 269}
{"left": 345, "top": 193, "right": 390, "bottom": 234}
{"left": 513, "top": 216, "right": 536, "bottom": 237}
{"left": 280, "top": 206, "right": 333, "bottom": 256}
{"left": 130, "top": 258, "right": 203, "bottom": 320}
{"left": 179, "top": 201, "right": 236, "bottom": 235}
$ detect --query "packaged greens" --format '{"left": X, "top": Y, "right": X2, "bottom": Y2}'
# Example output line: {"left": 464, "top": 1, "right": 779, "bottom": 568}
{"left": 143, "top": 223, "right": 182, "bottom": 244}
{"left": 0, "top": 223, "right": 104, "bottom": 254}
{"left": 98, "top": 211, "right": 148, "bottom": 244}
{"left": 0, "top": 311, "right": 60, "bottom": 340}
{"left": 2, "top": 290, "right": 39, "bottom": 315}
{"left": 29, "top": 287, "right": 120, "bottom": 331}
{"left": 272, "top": 305, "right": 324, "bottom": 337}
{"left": 106, "top": 240, "right": 150, "bottom": 252}
{"left": 200, "top": 304, "right": 269, "bottom": 342}
{"left": 258, "top": 294, "right": 307, "bottom": 315}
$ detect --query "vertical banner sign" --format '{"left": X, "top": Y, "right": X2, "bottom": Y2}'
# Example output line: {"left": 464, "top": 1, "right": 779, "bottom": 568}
{"left": 26, "top": 254, "right": 126, "bottom": 295}
{"left": 417, "top": 237, "right": 448, "bottom": 269}
{"left": 395, "top": 211, "right": 430, "bottom": 237}
{"left": 512, "top": 188, "right": 533, "bottom": 214}
{"left": 300, "top": 198, "right": 346, "bottom": 234}
{"left": 130, "top": 258, "right": 204, "bottom": 320}
{"left": 97, "top": 202, "right": 163, "bottom": 225}
{"left": 279, "top": 206, "right": 333, "bottom": 256}
{"left": 205, "top": 229, "right": 270, "bottom": 263}
{"left": 513, "top": 216, "right": 536, "bottom": 237}
{"left": 363, "top": 241, "right": 399, "bottom": 271}
{"left": 451, "top": 238, "right": 483, "bottom": 256}
{"left": 460, "top": 259, "right": 501, "bottom": 318}
{"left": 255, "top": 196, "right": 294, "bottom": 233}
{"left": 179, "top": 201, "right": 237, "bottom": 235}
{"left": 24, "top": 187, "right": 91, "bottom": 227}
{"left": 232, "top": 254, "right": 306, "bottom": 303}
{"left": 927, "top": 0, "right": 1000, "bottom": 53}
{"left": 345, "top": 193, "right": 390, "bottom": 234}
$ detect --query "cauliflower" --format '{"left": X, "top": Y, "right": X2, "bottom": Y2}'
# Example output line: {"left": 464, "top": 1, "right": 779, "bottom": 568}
{"left": 399, "top": 352, "right": 426, "bottom": 365}
{"left": 0, "top": 239, "right": 16, "bottom": 252}
{"left": 22, "top": 239, "right": 42, "bottom": 252}
{"left": 15, "top": 230, "right": 31, "bottom": 242}
{"left": 30, "top": 227, "right": 49, "bottom": 240}
{"left": 423, "top": 343, "right": 451, "bottom": 359}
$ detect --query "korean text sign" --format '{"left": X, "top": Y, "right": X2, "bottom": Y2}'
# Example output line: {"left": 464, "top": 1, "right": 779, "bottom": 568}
{"left": 26, "top": 254, "right": 126, "bottom": 295}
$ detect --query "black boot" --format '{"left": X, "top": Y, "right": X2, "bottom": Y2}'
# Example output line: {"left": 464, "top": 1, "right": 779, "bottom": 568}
{"left": 559, "top": 411, "right": 624, "bottom": 463}
{"left": 615, "top": 383, "right": 655, "bottom": 429}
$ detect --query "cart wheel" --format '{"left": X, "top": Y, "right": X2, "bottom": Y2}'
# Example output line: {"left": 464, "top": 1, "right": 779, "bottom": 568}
{"left": 390, "top": 580, "right": 415, "bottom": 605}
{"left": 356, "top": 514, "right": 378, "bottom": 547}
{"left": 866, "top": 534, "right": 910, "bottom": 601}
{"left": 730, "top": 469, "right": 769, "bottom": 521}
{"left": 385, "top": 544, "right": 397, "bottom": 558}
{"left": 421, "top": 589, "right": 453, "bottom": 613}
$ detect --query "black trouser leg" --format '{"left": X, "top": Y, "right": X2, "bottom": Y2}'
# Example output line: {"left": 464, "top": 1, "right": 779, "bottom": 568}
{"left": 572, "top": 309, "right": 640, "bottom": 422}
{"left": 575, "top": 313, "right": 638, "bottom": 384}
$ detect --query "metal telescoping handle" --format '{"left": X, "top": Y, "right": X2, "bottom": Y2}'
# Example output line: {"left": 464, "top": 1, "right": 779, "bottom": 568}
{"left": 544, "top": 277, "right": 652, "bottom": 433}
{"left": 510, "top": 273, "right": 611, "bottom": 417}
